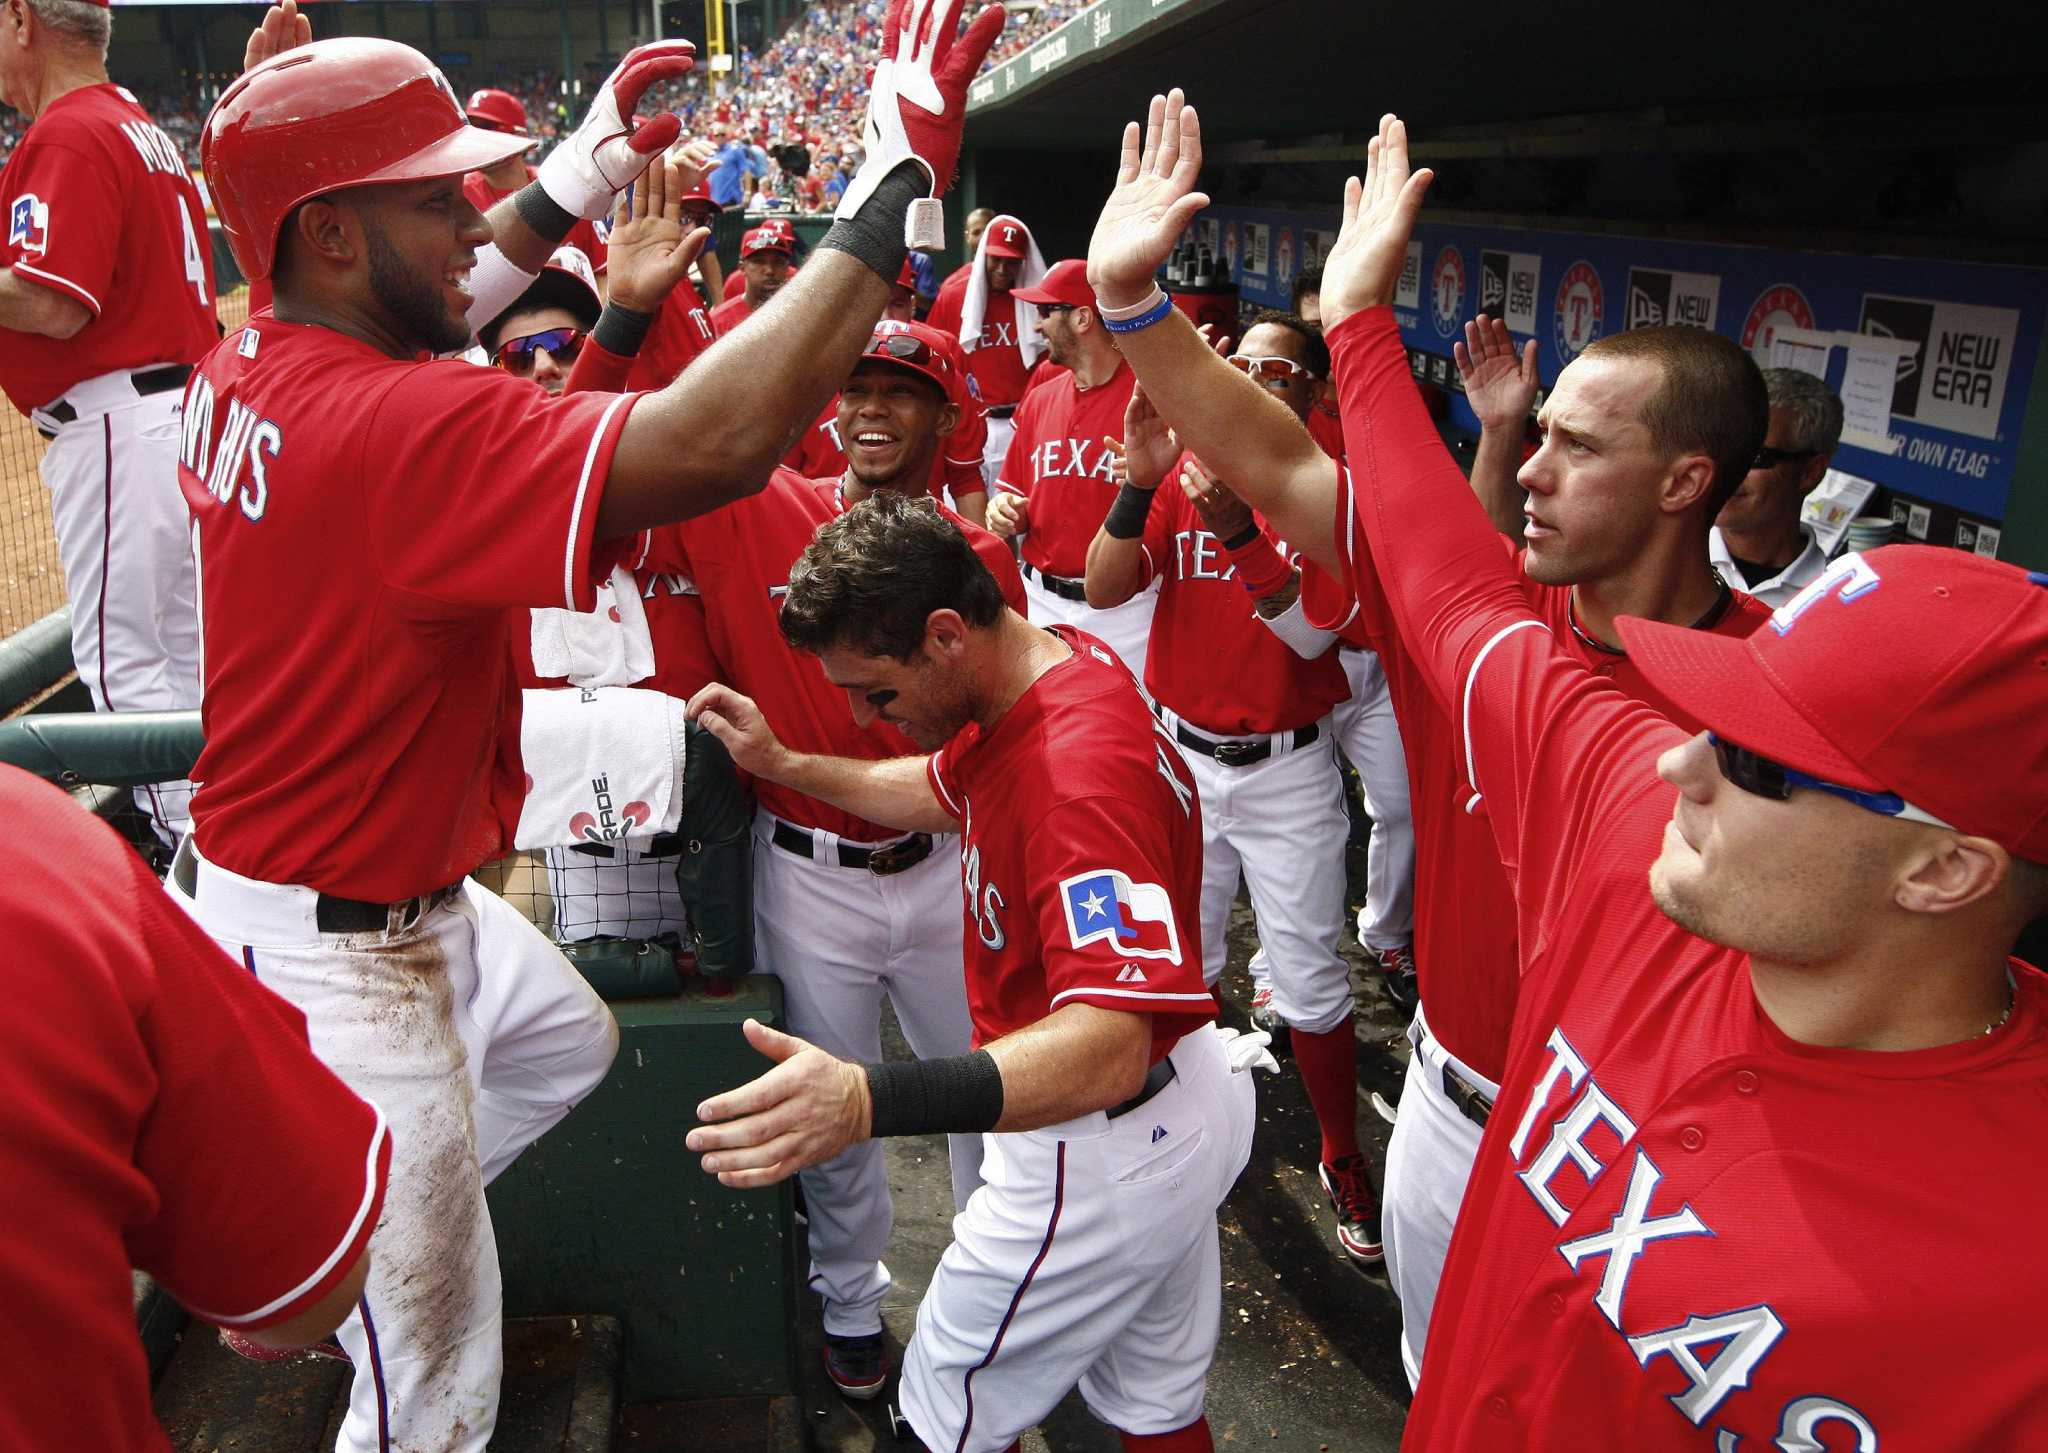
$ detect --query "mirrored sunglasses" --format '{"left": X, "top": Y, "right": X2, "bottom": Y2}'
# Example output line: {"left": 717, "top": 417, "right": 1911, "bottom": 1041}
{"left": 495, "top": 327, "right": 585, "bottom": 374}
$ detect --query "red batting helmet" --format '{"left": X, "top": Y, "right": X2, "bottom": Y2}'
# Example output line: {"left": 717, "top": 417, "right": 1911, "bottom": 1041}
{"left": 854, "top": 319, "right": 960, "bottom": 399}
{"left": 203, "top": 38, "right": 531, "bottom": 283}
{"left": 464, "top": 87, "right": 529, "bottom": 134}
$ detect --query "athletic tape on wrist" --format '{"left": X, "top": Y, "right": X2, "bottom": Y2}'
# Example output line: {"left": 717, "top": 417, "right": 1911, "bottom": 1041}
{"left": 1103, "top": 483, "right": 1158, "bottom": 540}
{"left": 593, "top": 303, "right": 654, "bottom": 358}
{"left": 863, "top": 1049, "right": 1004, "bottom": 1138}
{"left": 816, "top": 161, "right": 923, "bottom": 286}
{"left": 513, "top": 181, "right": 579, "bottom": 247}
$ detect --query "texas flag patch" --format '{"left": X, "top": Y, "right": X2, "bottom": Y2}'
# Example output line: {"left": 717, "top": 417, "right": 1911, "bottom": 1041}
{"left": 9, "top": 194, "right": 49, "bottom": 257}
{"left": 1060, "top": 868, "right": 1182, "bottom": 962}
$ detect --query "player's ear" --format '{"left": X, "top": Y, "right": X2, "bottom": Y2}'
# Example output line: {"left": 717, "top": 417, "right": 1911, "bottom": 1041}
{"left": 289, "top": 198, "right": 361, "bottom": 270}
{"left": 934, "top": 402, "right": 960, "bottom": 439}
{"left": 1661, "top": 450, "right": 1717, "bottom": 516}
{"left": 924, "top": 608, "right": 970, "bottom": 659}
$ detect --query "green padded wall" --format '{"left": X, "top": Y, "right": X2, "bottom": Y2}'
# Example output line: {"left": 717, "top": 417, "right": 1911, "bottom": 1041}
{"left": 487, "top": 976, "right": 800, "bottom": 1402}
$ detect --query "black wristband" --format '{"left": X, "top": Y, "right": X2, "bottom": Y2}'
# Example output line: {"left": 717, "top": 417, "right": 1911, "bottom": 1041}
{"left": 513, "top": 181, "right": 578, "bottom": 247}
{"left": 1218, "top": 520, "right": 1262, "bottom": 552}
{"left": 815, "top": 161, "right": 923, "bottom": 286}
{"left": 1103, "top": 483, "right": 1158, "bottom": 540}
{"left": 863, "top": 1050, "right": 1004, "bottom": 1138}
{"left": 593, "top": 302, "right": 655, "bottom": 359}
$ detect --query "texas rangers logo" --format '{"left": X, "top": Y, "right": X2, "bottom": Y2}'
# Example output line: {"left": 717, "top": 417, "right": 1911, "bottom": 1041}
{"left": 1060, "top": 869, "right": 1181, "bottom": 962}
{"left": 1430, "top": 246, "right": 1465, "bottom": 339}
{"left": 9, "top": 193, "right": 48, "bottom": 257}
{"left": 1553, "top": 261, "right": 1604, "bottom": 360}
{"left": 1740, "top": 283, "right": 1815, "bottom": 365}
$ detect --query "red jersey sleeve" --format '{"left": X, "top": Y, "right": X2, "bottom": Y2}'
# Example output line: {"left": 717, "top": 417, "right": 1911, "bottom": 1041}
{"left": 942, "top": 402, "right": 989, "bottom": 500}
{"left": 3, "top": 129, "right": 118, "bottom": 315}
{"left": 361, "top": 363, "right": 641, "bottom": 613}
{"left": 565, "top": 335, "right": 637, "bottom": 394}
{"left": 1024, "top": 795, "right": 1215, "bottom": 1041}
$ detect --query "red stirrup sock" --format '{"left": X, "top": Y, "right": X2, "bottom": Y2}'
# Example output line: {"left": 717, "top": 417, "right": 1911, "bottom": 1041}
{"left": 1293, "top": 1016, "right": 1362, "bottom": 1165}
{"left": 1121, "top": 1416, "right": 1213, "bottom": 1451}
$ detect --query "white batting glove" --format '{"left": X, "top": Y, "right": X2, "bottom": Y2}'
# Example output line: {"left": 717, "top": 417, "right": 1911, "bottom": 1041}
{"left": 1215, "top": 1027, "right": 1281, "bottom": 1075}
{"left": 833, "top": 0, "right": 1007, "bottom": 245}
{"left": 537, "top": 41, "right": 697, "bottom": 220}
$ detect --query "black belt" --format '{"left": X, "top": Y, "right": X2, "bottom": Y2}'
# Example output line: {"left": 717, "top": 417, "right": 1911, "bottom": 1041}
{"left": 770, "top": 819, "right": 934, "bottom": 876}
{"left": 1168, "top": 717, "right": 1318, "bottom": 769}
{"left": 38, "top": 364, "right": 192, "bottom": 436}
{"left": 571, "top": 831, "right": 685, "bottom": 860}
{"left": 1107, "top": 1056, "right": 1178, "bottom": 1119}
{"left": 984, "top": 404, "right": 1018, "bottom": 420}
{"left": 1441, "top": 1062, "right": 1494, "bottom": 1128}
{"left": 170, "top": 840, "right": 458, "bottom": 936}
{"left": 1020, "top": 562, "right": 1088, "bottom": 602}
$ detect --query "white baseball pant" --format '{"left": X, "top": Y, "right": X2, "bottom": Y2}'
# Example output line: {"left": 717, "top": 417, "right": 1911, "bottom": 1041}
{"left": 1333, "top": 644, "right": 1414, "bottom": 952}
{"left": 1159, "top": 705, "right": 1352, "bottom": 1036}
{"left": 167, "top": 844, "right": 619, "bottom": 1453}
{"left": 1380, "top": 1002, "right": 1497, "bottom": 1391}
{"left": 899, "top": 1023, "right": 1256, "bottom": 1452}
{"left": 543, "top": 839, "right": 686, "bottom": 940}
{"left": 31, "top": 371, "right": 201, "bottom": 842}
{"left": 1018, "top": 568, "right": 1157, "bottom": 691}
{"left": 750, "top": 813, "right": 983, "bottom": 1338}
{"left": 980, "top": 413, "right": 1017, "bottom": 488}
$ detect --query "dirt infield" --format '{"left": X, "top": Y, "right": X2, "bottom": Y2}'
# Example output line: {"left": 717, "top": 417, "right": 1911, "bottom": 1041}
{"left": 0, "top": 287, "right": 250, "bottom": 640}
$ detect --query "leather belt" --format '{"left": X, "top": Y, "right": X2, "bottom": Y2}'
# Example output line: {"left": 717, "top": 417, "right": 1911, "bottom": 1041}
{"left": 770, "top": 818, "right": 934, "bottom": 876}
{"left": 984, "top": 404, "right": 1018, "bottom": 420}
{"left": 1020, "top": 562, "right": 1088, "bottom": 602}
{"left": 1106, "top": 1057, "right": 1178, "bottom": 1119}
{"left": 571, "top": 831, "right": 686, "bottom": 860}
{"left": 1441, "top": 1061, "right": 1494, "bottom": 1128}
{"left": 170, "top": 839, "right": 458, "bottom": 936}
{"left": 37, "top": 364, "right": 192, "bottom": 438}
{"left": 1169, "top": 717, "right": 1319, "bottom": 769}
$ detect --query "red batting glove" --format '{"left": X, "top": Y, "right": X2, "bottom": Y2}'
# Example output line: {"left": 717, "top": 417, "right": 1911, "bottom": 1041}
{"left": 835, "top": 0, "right": 1006, "bottom": 223}
{"left": 538, "top": 40, "right": 698, "bottom": 220}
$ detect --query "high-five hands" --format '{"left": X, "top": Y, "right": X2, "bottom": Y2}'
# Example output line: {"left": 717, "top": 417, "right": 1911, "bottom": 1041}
{"left": 1087, "top": 88, "right": 1210, "bottom": 310}
{"left": 536, "top": 42, "right": 700, "bottom": 220}
{"left": 1112, "top": 381, "right": 1181, "bottom": 491}
{"left": 242, "top": 0, "right": 311, "bottom": 71}
{"left": 1454, "top": 314, "right": 1540, "bottom": 431}
{"left": 1319, "top": 113, "right": 1434, "bottom": 331}
{"left": 605, "top": 160, "right": 712, "bottom": 315}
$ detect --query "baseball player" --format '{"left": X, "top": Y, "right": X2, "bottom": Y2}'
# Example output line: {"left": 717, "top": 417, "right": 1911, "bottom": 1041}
{"left": 479, "top": 243, "right": 602, "bottom": 397}
{"left": 686, "top": 492, "right": 1264, "bottom": 1453}
{"left": 1087, "top": 94, "right": 1787, "bottom": 1384}
{"left": 936, "top": 205, "right": 994, "bottom": 293}
{"left": 926, "top": 212, "right": 1046, "bottom": 480}
{"left": 174, "top": 5, "right": 1002, "bottom": 1447}
{"left": 0, "top": 0, "right": 215, "bottom": 845}
{"left": 0, "top": 763, "right": 390, "bottom": 1453}
{"left": 620, "top": 315, "right": 1023, "bottom": 1398}
{"left": 1083, "top": 323, "right": 1382, "bottom": 1268}
{"left": 462, "top": 85, "right": 612, "bottom": 279}
{"left": 1317, "top": 113, "right": 2048, "bottom": 1449}
{"left": 984, "top": 258, "right": 1160, "bottom": 684}
{"left": 713, "top": 217, "right": 798, "bottom": 336}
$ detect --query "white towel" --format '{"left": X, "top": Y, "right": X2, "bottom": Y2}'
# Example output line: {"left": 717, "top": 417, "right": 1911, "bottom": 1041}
{"left": 528, "top": 564, "right": 657, "bottom": 688}
{"left": 960, "top": 217, "right": 1049, "bottom": 372}
{"left": 513, "top": 686, "right": 688, "bottom": 852}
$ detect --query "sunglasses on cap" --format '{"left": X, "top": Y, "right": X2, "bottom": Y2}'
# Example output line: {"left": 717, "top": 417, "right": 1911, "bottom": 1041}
{"left": 494, "top": 327, "right": 585, "bottom": 374}
{"left": 1227, "top": 354, "right": 1315, "bottom": 384}
{"left": 1752, "top": 445, "right": 1820, "bottom": 470}
{"left": 1708, "top": 734, "right": 1952, "bottom": 829}
{"left": 864, "top": 331, "right": 938, "bottom": 369}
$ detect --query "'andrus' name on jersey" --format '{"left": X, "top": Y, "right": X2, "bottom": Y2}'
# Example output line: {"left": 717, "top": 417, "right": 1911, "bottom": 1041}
{"left": 180, "top": 367, "right": 280, "bottom": 523}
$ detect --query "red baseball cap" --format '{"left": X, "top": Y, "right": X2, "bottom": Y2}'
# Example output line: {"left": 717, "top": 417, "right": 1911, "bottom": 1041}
{"left": 741, "top": 220, "right": 796, "bottom": 259}
{"left": 895, "top": 259, "right": 918, "bottom": 291}
{"left": 852, "top": 319, "right": 958, "bottom": 398}
{"left": 1011, "top": 258, "right": 1092, "bottom": 310}
{"left": 982, "top": 216, "right": 1029, "bottom": 259}
{"left": 464, "top": 88, "right": 529, "bottom": 135}
{"left": 1618, "top": 545, "right": 2048, "bottom": 860}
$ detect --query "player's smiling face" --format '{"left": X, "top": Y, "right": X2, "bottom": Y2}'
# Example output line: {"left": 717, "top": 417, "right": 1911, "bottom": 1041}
{"left": 817, "top": 638, "right": 973, "bottom": 753}
{"left": 837, "top": 360, "right": 955, "bottom": 491}
{"left": 349, "top": 176, "right": 491, "bottom": 357}
{"left": 1519, "top": 355, "right": 1676, "bottom": 587}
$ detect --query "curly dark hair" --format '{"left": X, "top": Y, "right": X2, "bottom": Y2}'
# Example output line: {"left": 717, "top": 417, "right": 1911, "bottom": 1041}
{"left": 779, "top": 493, "right": 1008, "bottom": 660}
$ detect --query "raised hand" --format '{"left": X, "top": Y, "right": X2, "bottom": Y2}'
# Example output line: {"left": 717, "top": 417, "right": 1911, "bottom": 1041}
{"left": 1454, "top": 313, "right": 1540, "bottom": 431}
{"left": 666, "top": 137, "right": 719, "bottom": 197}
{"left": 1116, "top": 380, "right": 1180, "bottom": 490}
{"left": 1177, "top": 456, "right": 1253, "bottom": 541}
{"left": 685, "top": 1019, "right": 872, "bottom": 1188}
{"left": 1319, "top": 113, "right": 1434, "bottom": 331}
{"left": 536, "top": 41, "right": 699, "bottom": 220}
{"left": 242, "top": 0, "right": 311, "bottom": 72}
{"left": 1087, "top": 89, "right": 1209, "bottom": 309}
{"left": 605, "top": 160, "right": 711, "bottom": 315}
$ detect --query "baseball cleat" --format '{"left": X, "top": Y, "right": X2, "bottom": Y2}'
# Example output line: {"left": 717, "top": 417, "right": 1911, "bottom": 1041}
{"left": 1247, "top": 985, "right": 1292, "bottom": 1057}
{"left": 1376, "top": 944, "right": 1419, "bottom": 1019}
{"left": 1318, "top": 1153, "right": 1386, "bottom": 1266}
{"left": 823, "top": 1331, "right": 890, "bottom": 1401}
{"left": 219, "top": 1328, "right": 351, "bottom": 1363}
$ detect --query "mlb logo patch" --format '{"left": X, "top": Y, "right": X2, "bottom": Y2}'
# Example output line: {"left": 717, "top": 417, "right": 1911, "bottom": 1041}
{"left": 1060, "top": 868, "right": 1181, "bottom": 962}
{"left": 9, "top": 193, "right": 49, "bottom": 257}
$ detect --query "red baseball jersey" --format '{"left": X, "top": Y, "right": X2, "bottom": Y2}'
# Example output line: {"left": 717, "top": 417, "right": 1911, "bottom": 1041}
{"left": 462, "top": 170, "right": 608, "bottom": 274}
{"left": 996, "top": 361, "right": 1137, "bottom": 578}
{"left": 1136, "top": 469, "right": 1348, "bottom": 735}
{"left": 178, "top": 316, "right": 639, "bottom": 901}
{"left": 0, "top": 84, "right": 217, "bottom": 413}
{"left": 1307, "top": 520, "right": 1768, "bottom": 1083}
{"left": 1330, "top": 305, "right": 2048, "bottom": 1448}
{"left": 0, "top": 767, "right": 389, "bottom": 1453}
{"left": 624, "top": 288, "right": 719, "bottom": 391}
{"left": 639, "top": 472, "right": 1024, "bottom": 841}
{"left": 927, "top": 626, "right": 1215, "bottom": 1057}
{"left": 710, "top": 292, "right": 753, "bottom": 337}
{"left": 927, "top": 273, "right": 1031, "bottom": 409}
{"left": 1306, "top": 396, "right": 1346, "bottom": 460}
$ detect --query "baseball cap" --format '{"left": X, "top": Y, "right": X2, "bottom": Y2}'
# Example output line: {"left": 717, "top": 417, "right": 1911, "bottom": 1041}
{"left": 1618, "top": 545, "right": 2048, "bottom": 861}
{"left": 464, "top": 88, "right": 529, "bottom": 135}
{"left": 852, "top": 319, "right": 958, "bottom": 398}
{"left": 479, "top": 245, "right": 600, "bottom": 354}
{"left": 982, "top": 216, "right": 1029, "bottom": 259}
{"left": 1012, "top": 258, "right": 1092, "bottom": 310}
{"left": 895, "top": 259, "right": 919, "bottom": 291}
{"left": 741, "top": 220, "right": 797, "bottom": 259}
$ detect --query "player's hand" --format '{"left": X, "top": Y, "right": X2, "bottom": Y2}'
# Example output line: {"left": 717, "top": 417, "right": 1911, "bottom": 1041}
{"left": 536, "top": 41, "right": 699, "bottom": 220}
{"left": 243, "top": 0, "right": 311, "bottom": 72}
{"left": 1195, "top": 321, "right": 1233, "bottom": 357}
{"left": 834, "top": 0, "right": 1007, "bottom": 227}
{"left": 606, "top": 160, "right": 711, "bottom": 315}
{"left": 1454, "top": 314, "right": 1540, "bottom": 431}
{"left": 666, "top": 136, "right": 719, "bottom": 197}
{"left": 1087, "top": 89, "right": 1209, "bottom": 310}
{"left": 686, "top": 1019, "right": 872, "bottom": 1187}
{"left": 1178, "top": 456, "right": 1253, "bottom": 540}
{"left": 1319, "top": 113, "right": 1434, "bottom": 331}
{"left": 686, "top": 684, "right": 793, "bottom": 782}
{"left": 1116, "top": 380, "right": 1179, "bottom": 490}
{"left": 983, "top": 491, "right": 1028, "bottom": 539}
